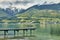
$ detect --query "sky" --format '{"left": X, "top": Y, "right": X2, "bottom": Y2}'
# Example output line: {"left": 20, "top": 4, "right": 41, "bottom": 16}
{"left": 0, "top": 0, "right": 60, "bottom": 9}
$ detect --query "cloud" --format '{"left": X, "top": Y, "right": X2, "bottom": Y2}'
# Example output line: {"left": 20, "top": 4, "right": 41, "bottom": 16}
{"left": 0, "top": 0, "right": 60, "bottom": 9}
{"left": 14, "top": 0, "right": 33, "bottom": 5}
{"left": 0, "top": 0, "right": 34, "bottom": 5}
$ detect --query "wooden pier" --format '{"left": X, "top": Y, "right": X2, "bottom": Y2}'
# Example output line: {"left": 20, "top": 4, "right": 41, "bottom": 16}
{"left": 0, "top": 28, "right": 36, "bottom": 38}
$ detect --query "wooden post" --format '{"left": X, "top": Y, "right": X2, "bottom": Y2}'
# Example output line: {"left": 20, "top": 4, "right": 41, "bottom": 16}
{"left": 30, "top": 30, "right": 32, "bottom": 36}
{"left": 25, "top": 29, "right": 28, "bottom": 36}
{"left": 4, "top": 30, "right": 8, "bottom": 38}
{"left": 14, "top": 30, "right": 16, "bottom": 37}
{"left": 23, "top": 30, "right": 25, "bottom": 36}
{"left": 17, "top": 30, "right": 19, "bottom": 36}
{"left": 4, "top": 31, "right": 6, "bottom": 38}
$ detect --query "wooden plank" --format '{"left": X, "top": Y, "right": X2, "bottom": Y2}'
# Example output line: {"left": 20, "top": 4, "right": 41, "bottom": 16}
{"left": 0, "top": 28, "right": 36, "bottom": 31}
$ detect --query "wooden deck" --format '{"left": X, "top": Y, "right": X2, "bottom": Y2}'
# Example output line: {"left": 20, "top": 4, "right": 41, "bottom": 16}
{"left": 0, "top": 28, "right": 36, "bottom": 38}
{"left": 0, "top": 28, "right": 36, "bottom": 31}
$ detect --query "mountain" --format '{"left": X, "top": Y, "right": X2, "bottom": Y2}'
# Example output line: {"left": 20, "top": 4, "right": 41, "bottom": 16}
{"left": 0, "top": 7, "right": 25, "bottom": 17}
{"left": 16, "top": 3, "right": 60, "bottom": 19}
{"left": 26, "top": 3, "right": 60, "bottom": 10}
{"left": 16, "top": 3, "right": 60, "bottom": 14}
{"left": 0, "top": 8, "right": 8, "bottom": 17}
{"left": 16, "top": 9, "right": 60, "bottom": 19}
{"left": 0, "top": 3, "right": 60, "bottom": 20}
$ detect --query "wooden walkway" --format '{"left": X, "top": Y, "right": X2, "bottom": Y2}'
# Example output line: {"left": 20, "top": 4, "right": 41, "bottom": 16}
{"left": 0, "top": 28, "right": 36, "bottom": 38}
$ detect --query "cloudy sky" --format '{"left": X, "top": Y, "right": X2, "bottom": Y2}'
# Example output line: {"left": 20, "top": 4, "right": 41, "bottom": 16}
{"left": 0, "top": 0, "right": 60, "bottom": 9}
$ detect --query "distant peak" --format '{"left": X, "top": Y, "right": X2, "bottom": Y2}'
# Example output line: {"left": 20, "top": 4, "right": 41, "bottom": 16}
{"left": 38, "top": 1, "right": 59, "bottom": 6}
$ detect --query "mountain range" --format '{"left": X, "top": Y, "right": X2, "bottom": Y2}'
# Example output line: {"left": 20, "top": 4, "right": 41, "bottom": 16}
{"left": 0, "top": 3, "right": 60, "bottom": 19}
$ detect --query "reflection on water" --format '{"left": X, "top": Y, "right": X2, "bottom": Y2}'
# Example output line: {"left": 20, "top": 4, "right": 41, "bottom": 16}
{"left": 0, "top": 37, "right": 29, "bottom": 40}
{"left": 0, "top": 23, "right": 36, "bottom": 40}
{"left": 0, "top": 20, "right": 60, "bottom": 40}
{"left": 9, "top": 38, "right": 29, "bottom": 40}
